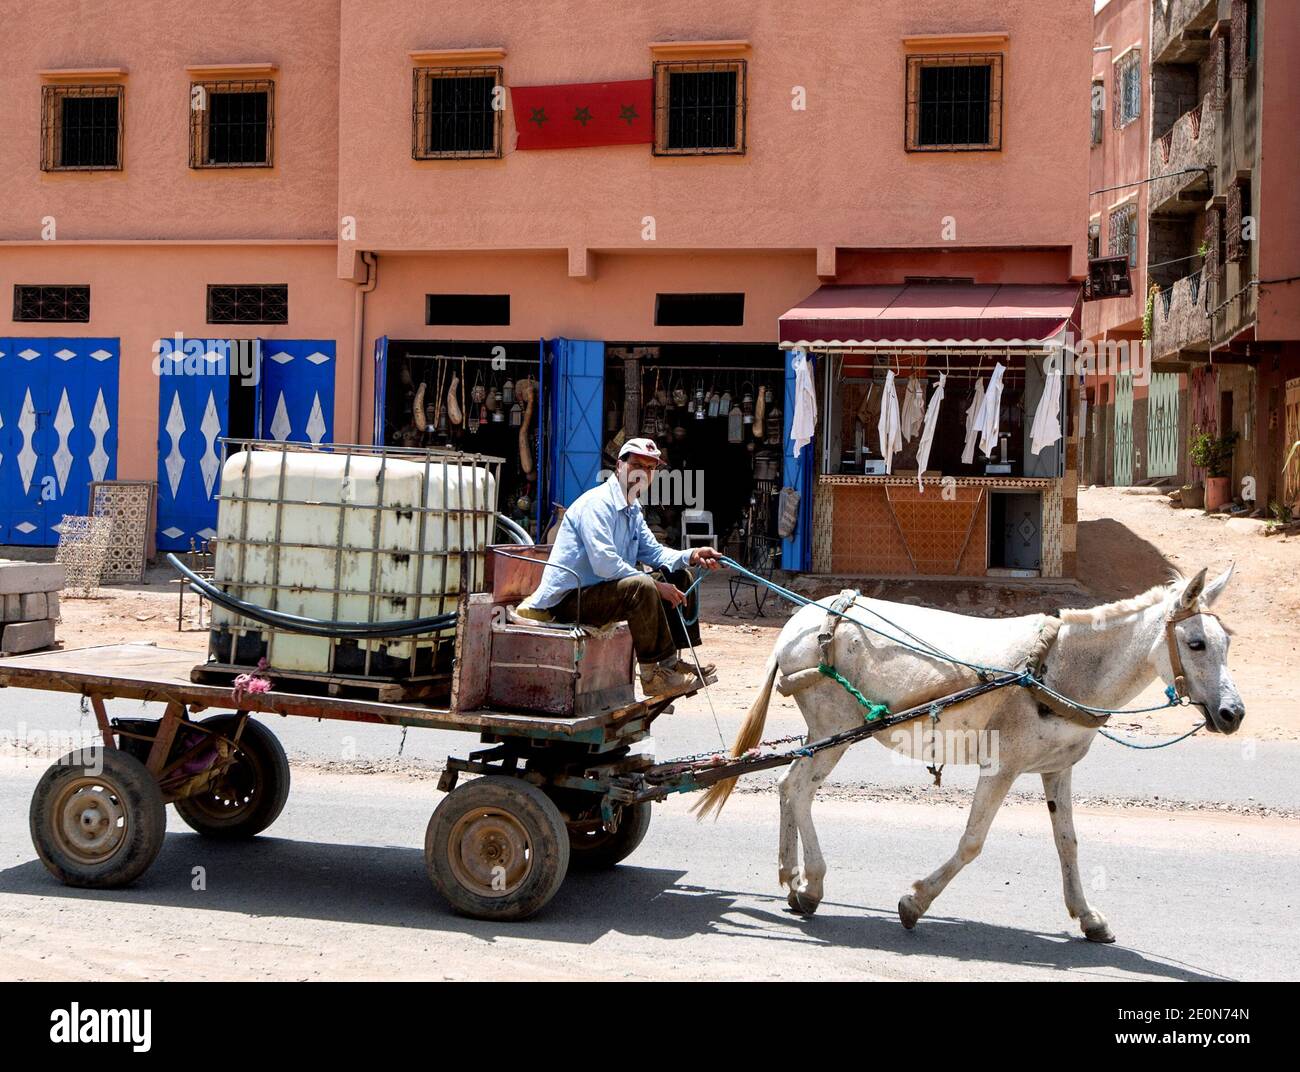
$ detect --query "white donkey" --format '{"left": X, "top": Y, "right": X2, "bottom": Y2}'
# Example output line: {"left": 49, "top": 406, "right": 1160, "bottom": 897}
{"left": 695, "top": 566, "right": 1243, "bottom": 943}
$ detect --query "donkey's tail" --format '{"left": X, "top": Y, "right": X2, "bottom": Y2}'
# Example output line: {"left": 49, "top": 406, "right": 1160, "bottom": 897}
{"left": 691, "top": 650, "right": 780, "bottom": 821}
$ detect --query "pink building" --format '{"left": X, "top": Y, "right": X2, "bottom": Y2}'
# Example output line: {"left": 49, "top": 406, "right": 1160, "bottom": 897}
{"left": 2, "top": 0, "right": 1091, "bottom": 576}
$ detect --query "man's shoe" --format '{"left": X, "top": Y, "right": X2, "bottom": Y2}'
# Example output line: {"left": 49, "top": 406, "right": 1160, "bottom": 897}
{"left": 639, "top": 664, "right": 693, "bottom": 697}
{"left": 672, "top": 658, "right": 716, "bottom": 679}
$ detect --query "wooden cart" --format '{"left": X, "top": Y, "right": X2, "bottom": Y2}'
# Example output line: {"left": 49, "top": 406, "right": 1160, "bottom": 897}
{"left": 1, "top": 546, "right": 718, "bottom": 922}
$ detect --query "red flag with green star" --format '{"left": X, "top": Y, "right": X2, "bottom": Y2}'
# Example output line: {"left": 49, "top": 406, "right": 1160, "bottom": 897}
{"left": 510, "top": 79, "right": 653, "bottom": 150}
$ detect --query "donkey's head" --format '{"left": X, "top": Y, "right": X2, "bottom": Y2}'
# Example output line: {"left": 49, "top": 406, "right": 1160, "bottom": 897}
{"left": 1154, "top": 565, "right": 1244, "bottom": 734}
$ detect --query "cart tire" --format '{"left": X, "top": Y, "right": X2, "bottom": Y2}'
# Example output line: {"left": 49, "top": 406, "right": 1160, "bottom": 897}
{"left": 174, "top": 715, "right": 290, "bottom": 840}
{"left": 426, "top": 776, "right": 570, "bottom": 921}
{"left": 565, "top": 801, "right": 652, "bottom": 871}
{"left": 29, "top": 747, "right": 166, "bottom": 889}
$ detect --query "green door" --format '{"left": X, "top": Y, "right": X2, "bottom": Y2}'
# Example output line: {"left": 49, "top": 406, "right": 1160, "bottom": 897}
{"left": 1147, "top": 373, "right": 1179, "bottom": 479}
{"left": 1113, "top": 373, "right": 1134, "bottom": 486}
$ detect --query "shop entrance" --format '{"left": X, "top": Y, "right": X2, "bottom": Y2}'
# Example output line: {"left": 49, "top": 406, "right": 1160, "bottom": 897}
{"left": 989, "top": 490, "right": 1042, "bottom": 572}
{"left": 603, "top": 343, "right": 786, "bottom": 554}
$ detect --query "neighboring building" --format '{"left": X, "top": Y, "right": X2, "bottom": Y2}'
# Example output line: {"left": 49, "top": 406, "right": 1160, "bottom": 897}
{"left": 2, "top": 0, "right": 1091, "bottom": 577}
{"left": 1084, "top": 0, "right": 1300, "bottom": 510}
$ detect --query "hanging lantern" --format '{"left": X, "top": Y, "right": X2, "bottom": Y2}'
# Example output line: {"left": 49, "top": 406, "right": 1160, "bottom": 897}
{"left": 672, "top": 380, "right": 687, "bottom": 407}
{"left": 502, "top": 379, "right": 515, "bottom": 405}
{"left": 727, "top": 405, "right": 744, "bottom": 443}
{"left": 767, "top": 406, "right": 782, "bottom": 446}
{"left": 471, "top": 379, "right": 486, "bottom": 405}
{"left": 491, "top": 406, "right": 505, "bottom": 423}
{"left": 509, "top": 401, "right": 523, "bottom": 427}
{"left": 719, "top": 389, "right": 732, "bottom": 415}
{"left": 741, "top": 383, "right": 755, "bottom": 425}
{"left": 707, "top": 390, "right": 720, "bottom": 419}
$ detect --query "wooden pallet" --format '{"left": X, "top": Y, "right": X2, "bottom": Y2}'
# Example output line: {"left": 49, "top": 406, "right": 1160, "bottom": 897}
{"left": 191, "top": 661, "right": 450, "bottom": 703}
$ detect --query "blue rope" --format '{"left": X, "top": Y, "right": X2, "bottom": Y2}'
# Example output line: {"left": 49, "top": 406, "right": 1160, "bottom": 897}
{"left": 1098, "top": 722, "right": 1205, "bottom": 748}
{"left": 716, "top": 555, "right": 1194, "bottom": 726}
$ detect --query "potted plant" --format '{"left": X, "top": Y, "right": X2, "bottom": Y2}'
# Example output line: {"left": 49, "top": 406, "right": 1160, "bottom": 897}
{"left": 1189, "top": 427, "right": 1238, "bottom": 510}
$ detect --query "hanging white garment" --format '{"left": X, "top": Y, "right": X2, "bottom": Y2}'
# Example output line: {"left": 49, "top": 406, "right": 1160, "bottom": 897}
{"left": 1030, "top": 367, "right": 1064, "bottom": 456}
{"left": 900, "top": 375, "right": 926, "bottom": 442}
{"left": 789, "top": 349, "right": 818, "bottom": 458}
{"left": 961, "top": 377, "right": 986, "bottom": 465}
{"left": 976, "top": 362, "right": 1007, "bottom": 458}
{"left": 877, "top": 370, "right": 902, "bottom": 474}
{"left": 914, "top": 373, "right": 946, "bottom": 492}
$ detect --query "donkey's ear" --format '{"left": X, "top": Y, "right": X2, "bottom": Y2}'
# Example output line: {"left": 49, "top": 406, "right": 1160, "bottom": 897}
{"left": 1201, "top": 562, "right": 1235, "bottom": 607}
{"left": 1178, "top": 567, "right": 1209, "bottom": 609}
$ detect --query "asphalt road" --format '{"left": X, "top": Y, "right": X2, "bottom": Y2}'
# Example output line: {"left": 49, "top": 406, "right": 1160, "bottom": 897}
{"left": 1, "top": 742, "right": 1296, "bottom": 980}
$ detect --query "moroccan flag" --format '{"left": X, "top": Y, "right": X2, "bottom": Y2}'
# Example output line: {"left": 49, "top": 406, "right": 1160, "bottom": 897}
{"left": 511, "top": 79, "right": 653, "bottom": 150}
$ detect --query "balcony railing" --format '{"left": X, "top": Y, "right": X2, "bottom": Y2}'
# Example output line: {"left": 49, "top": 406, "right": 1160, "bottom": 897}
{"left": 1151, "top": 268, "right": 1209, "bottom": 360}
{"left": 1149, "top": 95, "right": 1216, "bottom": 214}
{"left": 1152, "top": 0, "right": 1217, "bottom": 65}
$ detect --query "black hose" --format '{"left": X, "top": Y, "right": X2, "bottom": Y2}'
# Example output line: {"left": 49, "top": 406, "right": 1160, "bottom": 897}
{"left": 167, "top": 554, "right": 459, "bottom": 640}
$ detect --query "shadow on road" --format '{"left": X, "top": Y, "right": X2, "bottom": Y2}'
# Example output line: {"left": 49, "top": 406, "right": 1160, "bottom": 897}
{"left": 1075, "top": 517, "right": 1177, "bottom": 603}
{"left": 0, "top": 832, "right": 1226, "bottom": 981}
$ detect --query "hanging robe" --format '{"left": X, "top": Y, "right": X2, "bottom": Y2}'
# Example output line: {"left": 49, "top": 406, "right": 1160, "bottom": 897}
{"left": 789, "top": 349, "right": 818, "bottom": 458}
{"left": 900, "top": 375, "right": 926, "bottom": 442}
{"left": 961, "top": 377, "right": 986, "bottom": 465}
{"left": 914, "top": 373, "right": 946, "bottom": 493}
{"left": 877, "top": 370, "right": 902, "bottom": 474}
{"left": 1030, "top": 366, "right": 1064, "bottom": 456}
{"left": 976, "top": 362, "right": 1007, "bottom": 459}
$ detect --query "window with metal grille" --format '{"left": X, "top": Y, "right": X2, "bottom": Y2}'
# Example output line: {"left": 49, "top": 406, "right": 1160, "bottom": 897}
{"left": 13, "top": 285, "right": 90, "bottom": 322}
{"left": 654, "top": 293, "right": 744, "bottom": 327}
{"left": 1091, "top": 80, "right": 1105, "bottom": 146}
{"left": 1108, "top": 204, "right": 1138, "bottom": 269}
{"left": 206, "top": 284, "right": 288, "bottom": 324}
{"left": 1113, "top": 49, "right": 1141, "bottom": 128}
{"left": 412, "top": 67, "right": 502, "bottom": 159}
{"left": 190, "top": 80, "right": 274, "bottom": 167}
{"left": 425, "top": 294, "right": 510, "bottom": 325}
{"left": 906, "top": 54, "right": 1003, "bottom": 151}
{"left": 41, "top": 84, "right": 123, "bottom": 170}
{"left": 653, "top": 61, "right": 746, "bottom": 156}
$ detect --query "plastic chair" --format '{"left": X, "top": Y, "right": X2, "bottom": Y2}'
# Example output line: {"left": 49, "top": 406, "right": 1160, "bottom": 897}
{"left": 681, "top": 509, "right": 715, "bottom": 549}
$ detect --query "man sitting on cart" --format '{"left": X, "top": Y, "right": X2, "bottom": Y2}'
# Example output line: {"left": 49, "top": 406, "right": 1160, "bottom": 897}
{"left": 516, "top": 438, "right": 723, "bottom": 696}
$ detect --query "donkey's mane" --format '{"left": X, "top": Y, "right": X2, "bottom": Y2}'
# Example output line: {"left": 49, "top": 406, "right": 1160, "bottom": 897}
{"left": 1059, "top": 580, "right": 1177, "bottom": 625}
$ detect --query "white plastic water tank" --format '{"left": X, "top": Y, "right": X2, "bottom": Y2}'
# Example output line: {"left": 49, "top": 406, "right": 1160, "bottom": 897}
{"left": 210, "top": 447, "right": 498, "bottom": 676}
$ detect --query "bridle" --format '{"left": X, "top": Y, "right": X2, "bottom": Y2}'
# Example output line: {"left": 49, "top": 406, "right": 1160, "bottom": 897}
{"left": 1164, "top": 605, "right": 1220, "bottom": 701}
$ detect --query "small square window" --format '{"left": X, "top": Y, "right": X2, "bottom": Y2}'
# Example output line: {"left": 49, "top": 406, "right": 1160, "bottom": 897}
{"left": 653, "top": 61, "right": 746, "bottom": 156}
{"left": 426, "top": 294, "right": 510, "bottom": 325}
{"left": 13, "top": 285, "right": 90, "bottom": 322}
{"left": 191, "top": 81, "right": 274, "bottom": 167}
{"left": 207, "top": 284, "right": 288, "bottom": 324}
{"left": 654, "top": 293, "right": 744, "bottom": 327}
{"left": 412, "top": 67, "right": 503, "bottom": 159}
{"left": 41, "top": 84, "right": 124, "bottom": 171}
{"left": 906, "top": 54, "right": 1003, "bottom": 152}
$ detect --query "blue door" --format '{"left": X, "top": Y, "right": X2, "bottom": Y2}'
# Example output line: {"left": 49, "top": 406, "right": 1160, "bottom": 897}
{"left": 0, "top": 338, "right": 119, "bottom": 546}
{"left": 155, "top": 341, "right": 231, "bottom": 552}
{"left": 547, "top": 338, "right": 605, "bottom": 509}
{"left": 257, "top": 339, "right": 336, "bottom": 444}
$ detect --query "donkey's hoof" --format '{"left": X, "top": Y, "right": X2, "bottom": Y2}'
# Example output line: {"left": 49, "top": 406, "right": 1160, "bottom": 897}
{"left": 1083, "top": 919, "right": 1116, "bottom": 944}
{"left": 787, "top": 889, "right": 820, "bottom": 916}
{"left": 898, "top": 894, "right": 923, "bottom": 930}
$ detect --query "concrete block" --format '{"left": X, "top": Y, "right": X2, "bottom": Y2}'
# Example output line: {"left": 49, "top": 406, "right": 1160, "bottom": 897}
{"left": 19, "top": 592, "right": 48, "bottom": 621}
{"left": 0, "top": 595, "right": 20, "bottom": 623}
{"left": 47, "top": 591, "right": 60, "bottom": 621}
{"left": 1, "top": 618, "right": 56, "bottom": 654}
{"left": 0, "top": 561, "right": 66, "bottom": 595}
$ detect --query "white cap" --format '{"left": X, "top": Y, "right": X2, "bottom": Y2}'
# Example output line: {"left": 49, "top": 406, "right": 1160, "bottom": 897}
{"left": 618, "top": 437, "right": 664, "bottom": 465}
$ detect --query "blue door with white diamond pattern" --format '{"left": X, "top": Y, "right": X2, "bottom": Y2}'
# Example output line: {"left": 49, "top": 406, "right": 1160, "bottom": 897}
{"left": 257, "top": 339, "right": 335, "bottom": 444}
{"left": 155, "top": 342, "right": 231, "bottom": 552}
{"left": 0, "top": 338, "right": 119, "bottom": 546}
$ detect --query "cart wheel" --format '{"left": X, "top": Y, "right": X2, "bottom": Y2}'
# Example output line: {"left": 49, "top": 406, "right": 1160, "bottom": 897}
{"left": 565, "top": 801, "right": 652, "bottom": 871}
{"left": 29, "top": 748, "right": 166, "bottom": 889}
{"left": 174, "top": 715, "right": 290, "bottom": 840}
{"left": 426, "top": 776, "right": 570, "bottom": 921}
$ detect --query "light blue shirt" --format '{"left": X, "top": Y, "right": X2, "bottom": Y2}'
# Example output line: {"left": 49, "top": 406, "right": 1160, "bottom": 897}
{"left": 524, "top": 474, "right": 693, "bottom": 609}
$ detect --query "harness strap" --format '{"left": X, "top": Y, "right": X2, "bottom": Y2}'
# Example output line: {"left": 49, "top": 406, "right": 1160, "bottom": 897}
{"left": 818, "top": 588, "right": 860, "bottom": 666}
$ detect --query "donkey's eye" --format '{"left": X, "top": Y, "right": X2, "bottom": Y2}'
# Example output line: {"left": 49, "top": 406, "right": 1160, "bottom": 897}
{"left": 1187, "top": 638, "right": 1206, "bottom": 652}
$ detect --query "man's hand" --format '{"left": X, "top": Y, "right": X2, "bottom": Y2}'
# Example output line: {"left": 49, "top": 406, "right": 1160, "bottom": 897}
{"left": 656, "top": 580, "right": 687, "bottom": 608}
{"left": 689, "top": 546, "right": 724, "bottom": 571}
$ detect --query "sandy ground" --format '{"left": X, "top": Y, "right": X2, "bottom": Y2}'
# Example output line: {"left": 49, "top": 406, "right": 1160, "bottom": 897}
{"left": 40, "top": 484, "right": 1298, "bottom": 739}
